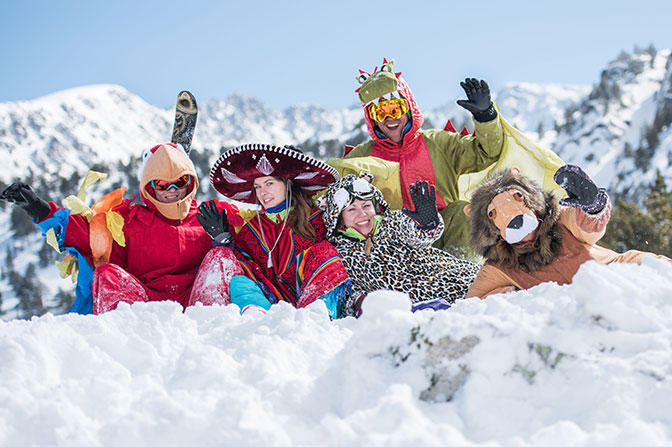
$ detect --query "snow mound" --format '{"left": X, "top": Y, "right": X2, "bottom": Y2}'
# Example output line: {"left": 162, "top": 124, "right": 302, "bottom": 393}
{"left": 1, "top": 258, "right": 671, "bottom": 446}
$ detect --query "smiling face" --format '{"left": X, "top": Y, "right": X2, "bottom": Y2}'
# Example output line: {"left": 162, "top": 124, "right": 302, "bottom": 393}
{"left": 341, "top": 199, "right": 377, "bottom": 235}
{"left": 154, "top": 186, "right": 188, "bottom": 203}
{"left": 376, "top": 113, "right": 409, "bottom": 144}
{"left": 253, "top": 176, "right": 287, "bottom": 209}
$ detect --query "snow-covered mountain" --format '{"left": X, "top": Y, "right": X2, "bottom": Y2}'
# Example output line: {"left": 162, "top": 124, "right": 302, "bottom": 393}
{"left": 3, "top": 48, "right": 671, "bottom": 199}
{"left": 196, "top": 96, "right": 364, "bottom": 150}
{"left": 494, "top": 82, "right": 592, "bottom": 147}
{"left": 0, "top": 85, "right": 171, "bottom": 183}
{"left": 552, "top": 47, "right": 672, "bottom": 198}
{"left": 0, "top": 78, "right": 589, "bottom": 186}
{"left": 0, "top": 87, "right": 365, "bottom": 185}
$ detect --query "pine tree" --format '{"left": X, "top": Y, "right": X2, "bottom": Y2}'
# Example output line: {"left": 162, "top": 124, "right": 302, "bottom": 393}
{"left": 38, "top": 243, "right": 56, "bottom": 268}
{"left": 51, "top": 288, "right": 75, "bottom": 315}
{"left": 601, "top": 172, "right": 672, "bottom": 257}
{"left": 16, "top": 263, "right": 46, "bottom": 319}
{"left": 10, "top": 207, "right": 37, "bottom": 237}
{"left": 643, "top": 172, "right": 672, "bottom": 254}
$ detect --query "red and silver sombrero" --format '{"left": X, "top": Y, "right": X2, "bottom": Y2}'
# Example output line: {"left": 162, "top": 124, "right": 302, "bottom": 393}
{"left": 210, "top": 143, "right": 339, "bottom": 203}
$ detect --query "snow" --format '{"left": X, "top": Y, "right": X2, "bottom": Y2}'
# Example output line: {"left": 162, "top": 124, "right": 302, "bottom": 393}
{"left": 1, "top": 258, "right": 672, "bottom": 446}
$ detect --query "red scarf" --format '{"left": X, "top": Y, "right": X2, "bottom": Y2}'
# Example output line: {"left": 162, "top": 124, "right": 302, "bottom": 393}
{"left": 371, "top": 132, "right": 447, "bottom": 211}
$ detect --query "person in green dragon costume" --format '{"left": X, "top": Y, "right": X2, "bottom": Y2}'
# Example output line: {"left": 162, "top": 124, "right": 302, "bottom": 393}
{"left": 328, "top": 58, "right": 505, "bottom": 259}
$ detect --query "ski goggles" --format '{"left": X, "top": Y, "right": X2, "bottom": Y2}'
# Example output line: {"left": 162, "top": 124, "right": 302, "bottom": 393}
{"left": 367, "top": 98, "right": 409, "bottom": 122}
{"left": 151, "top": 175, "right": 192, "bottom": 191}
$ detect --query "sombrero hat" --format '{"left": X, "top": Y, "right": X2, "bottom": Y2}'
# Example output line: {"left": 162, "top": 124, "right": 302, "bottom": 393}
{"left": 210, "top": 143, "right": 339, "bottom": 203}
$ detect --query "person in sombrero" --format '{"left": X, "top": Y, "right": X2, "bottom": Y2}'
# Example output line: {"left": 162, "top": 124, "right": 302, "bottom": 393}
{"left": 198, "top": 143, "right": 351, "bottom": 318}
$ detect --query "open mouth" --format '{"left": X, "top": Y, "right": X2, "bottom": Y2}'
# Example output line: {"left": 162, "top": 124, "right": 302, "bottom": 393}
{"left": 355, "top": 218, "right": 372, "bottom": 231}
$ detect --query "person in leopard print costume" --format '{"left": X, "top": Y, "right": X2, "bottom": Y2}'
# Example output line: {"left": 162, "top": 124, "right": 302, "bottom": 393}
{"left": 321, "top": 172, "right": 480, "bottom": 317}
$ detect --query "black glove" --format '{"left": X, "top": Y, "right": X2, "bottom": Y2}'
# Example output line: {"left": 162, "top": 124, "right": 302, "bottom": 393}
{"left": 196, "top": 200, "right": 232, "bottom": 244}
{"left": 553, "top": 165, "right": 608, "bottom": 214}
{"left": 402, "top": 181, "right": 440, "bottom": 231}
{"left": 0, "top": 182, "right": 50, "bottom": 221}
{"left": 456, "top": 78, "right": 497, "bottom": 122}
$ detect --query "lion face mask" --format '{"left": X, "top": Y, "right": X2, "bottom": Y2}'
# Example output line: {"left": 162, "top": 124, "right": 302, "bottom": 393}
{"left": 487, "top": 189, "right": 540, "bottom": 244}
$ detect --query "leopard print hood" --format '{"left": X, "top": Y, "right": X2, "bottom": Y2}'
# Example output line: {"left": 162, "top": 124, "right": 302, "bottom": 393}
{"left": 321, "top": 172, "right": 390, "bottom": 238}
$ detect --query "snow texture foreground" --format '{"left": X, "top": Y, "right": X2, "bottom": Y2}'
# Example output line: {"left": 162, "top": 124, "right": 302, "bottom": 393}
{"left": 1, "top": 258, "right": 671, "bottom": 446}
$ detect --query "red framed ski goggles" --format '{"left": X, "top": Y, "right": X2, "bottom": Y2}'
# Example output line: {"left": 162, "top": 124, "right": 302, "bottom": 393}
{"left": 367, "top": 98, "right": 409, "bottom": 122}
{"left": 151, "top": 175, "right": 192, "bottom": 191}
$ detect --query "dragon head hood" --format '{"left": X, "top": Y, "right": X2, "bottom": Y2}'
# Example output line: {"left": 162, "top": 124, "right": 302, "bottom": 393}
{"left": 355, "top": 58, "right": 423, "bottom": 146}
{"left": 320, "top": 172, "right": 389, "bottom": 238}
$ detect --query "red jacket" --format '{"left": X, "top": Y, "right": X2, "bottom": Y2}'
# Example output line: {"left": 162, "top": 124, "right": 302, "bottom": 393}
{"left": 51, "top": 198, "right": 214, "bottom": 308}
{"left": 47, "top": 144, "right": 228, "bottom": 308}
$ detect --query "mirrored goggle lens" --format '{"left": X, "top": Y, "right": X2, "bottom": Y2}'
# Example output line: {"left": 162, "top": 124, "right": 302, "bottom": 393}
{"left": 368, "top": 98, "right": 409, "bottom": 122}
{"left": 152, "top": 175, "right": 191, "bottom": 191}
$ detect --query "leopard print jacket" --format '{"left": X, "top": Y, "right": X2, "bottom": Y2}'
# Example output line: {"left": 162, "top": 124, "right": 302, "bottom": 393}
{"left": 322, "top": 174, "right": 480, "bottom": 317}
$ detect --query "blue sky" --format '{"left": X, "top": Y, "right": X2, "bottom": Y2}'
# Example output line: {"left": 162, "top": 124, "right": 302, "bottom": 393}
{"left": 2, "top": 0, "right": 671, "bottom": 110}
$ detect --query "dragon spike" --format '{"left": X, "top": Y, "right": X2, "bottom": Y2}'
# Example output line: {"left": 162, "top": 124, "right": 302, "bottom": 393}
{"left": 396, "top": 72, "right": 402, "bottom": 78}
{"left": 355, "top": 87, "right": 362, "bottom": 93}
{"left": 358, "top": 69, "right": 368, "bottom": 74}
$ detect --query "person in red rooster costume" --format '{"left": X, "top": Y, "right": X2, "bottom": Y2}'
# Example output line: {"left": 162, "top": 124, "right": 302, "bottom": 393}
{"left": 1, "top": 143, "right": 246, "bottom": 314}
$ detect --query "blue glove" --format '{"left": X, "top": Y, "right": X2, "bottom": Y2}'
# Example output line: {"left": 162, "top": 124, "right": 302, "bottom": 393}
{"left": 411, "top": 298, "right": 452, "bottom": 312}
{"left": 230, "top": 275, "right": 271, "bottom": 312}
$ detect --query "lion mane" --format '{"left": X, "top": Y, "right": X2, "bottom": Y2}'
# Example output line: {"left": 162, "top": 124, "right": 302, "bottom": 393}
{"left": 468, "top": 169, "right": 563, "bottom": 273}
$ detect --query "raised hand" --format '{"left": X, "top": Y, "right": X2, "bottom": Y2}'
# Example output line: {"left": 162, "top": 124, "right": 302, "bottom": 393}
{"left": 456, "top": 78, "right": 497, "bottom": 122}
{"left": 553, "top": 165, "right": 608, "bottom": 214}
{"left": 402, "top": 180, "right": 440, "bottom": 231}
{"left": 196, "top": 200, "right": 232, "bottom": 244}
{"left": 0, "top": 182, "right": 50, "bottom": 221}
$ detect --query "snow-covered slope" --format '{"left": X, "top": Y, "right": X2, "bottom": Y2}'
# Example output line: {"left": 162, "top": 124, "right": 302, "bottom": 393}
{"left": 1, "top": 258, "right": 671, "bottom": 446}
{"left": 553, "top": 48, "right": 672, "bottom": 198}
{"left": 0, "top": 85, "right": 171, "bottom": 182}
{"left": 194, "top": 96, "right": 363, "bottom": 150}
{"left": 494, "top": 82, "right": 591, "bottom": 147}
{"left": 0, "top": 79, "right": 588, "bottom": 185}
{"left": 0, "top": 88, "right": 364, "bottom": 185}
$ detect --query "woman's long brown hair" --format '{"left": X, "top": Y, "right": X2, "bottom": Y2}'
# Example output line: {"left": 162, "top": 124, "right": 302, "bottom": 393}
{"left": 255, "top": 178, "right": 317, "bottom": 242}
{"left": 286, "top": 179, "right": 317, "bottom": 242}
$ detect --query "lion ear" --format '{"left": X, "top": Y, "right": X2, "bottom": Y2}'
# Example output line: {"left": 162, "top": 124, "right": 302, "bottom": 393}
{"left": 463, "top": 204, "right": 473, "bottom": 217}
{"left": 510, "top": 166, "right": 521, "bottom": 175}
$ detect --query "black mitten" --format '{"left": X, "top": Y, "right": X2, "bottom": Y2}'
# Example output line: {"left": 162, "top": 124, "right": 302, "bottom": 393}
{"left": 0, "top": 182, "right": 50, "bottom": 221}
{"left": 402, "top": 181, "right": 440, "bottom": 231}
{"left": 553, "top": 165, "right": 608, "bottom": 214}
{"left": 196, "top": 200, "right": 232, "bottom": 244}
{"left": 456, "top": 78, "right": 497, "bottom": 122}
